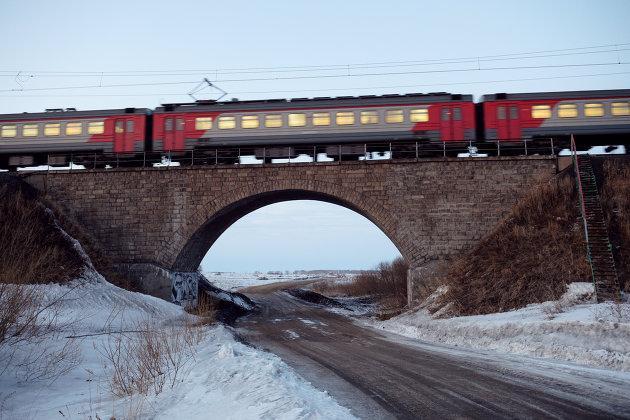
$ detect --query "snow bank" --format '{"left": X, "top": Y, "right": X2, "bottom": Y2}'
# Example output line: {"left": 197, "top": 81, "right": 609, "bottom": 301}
{"left": 143, "top": 326, "right": 355, "bottom": 420}
{"left": 368, "top": 283, "right": 630, "bottom": 371}
{"left": 0, "top": 272, "right": 355, "bottom": 419}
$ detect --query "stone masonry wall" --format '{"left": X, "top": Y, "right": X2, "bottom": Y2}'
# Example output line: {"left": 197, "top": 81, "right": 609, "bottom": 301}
{"left": 24, "top": 157, "right": 557, "bottom": 279}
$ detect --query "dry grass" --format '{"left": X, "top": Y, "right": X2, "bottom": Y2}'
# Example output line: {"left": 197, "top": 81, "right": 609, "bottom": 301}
{"left": 313, "top": 257, "right": 408, "bottom": 311}
{"left": 437, "top": 175, "right": 590, "bottom": 316}
{"left": 0, "top": 181, "right": 84, "bottom": 284}
{"left": 185, "top": 293, "right": 219, "bottom": 325}
{"left": 600, "top": 159, "right": 630, "bottom": 292}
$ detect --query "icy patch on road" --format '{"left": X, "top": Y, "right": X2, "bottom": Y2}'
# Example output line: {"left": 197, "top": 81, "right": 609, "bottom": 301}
{"left": 285, "top": 330, "right": 301, "bottom": 340}
{"left": 368, "top": 282, "right": 630, "bottom": 371}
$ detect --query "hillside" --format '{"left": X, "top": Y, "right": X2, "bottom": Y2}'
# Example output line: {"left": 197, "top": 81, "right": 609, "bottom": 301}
{"left": 435, "top": 172, "right": 590, "bottom": 316}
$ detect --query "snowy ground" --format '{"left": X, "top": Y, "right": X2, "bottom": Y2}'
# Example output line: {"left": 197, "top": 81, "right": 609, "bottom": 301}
{"left": 0, "top": 270, "right": 355, "bottom": 419}
{"left": 202, "top": 271, "right": 355, "bottom": 292}
{"left": 367, "top": 283, "right": 630, "bottom": 372}
{"left": 202, "top": 272, "right": 315, "bottom": 291}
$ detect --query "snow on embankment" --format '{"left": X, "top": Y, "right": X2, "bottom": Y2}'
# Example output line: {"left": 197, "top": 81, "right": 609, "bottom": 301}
{"left": 370, "top": 283, "right": 630, "bottom": 371}
{"left": 1, "top": 273, "right": 355, "bottom": 419}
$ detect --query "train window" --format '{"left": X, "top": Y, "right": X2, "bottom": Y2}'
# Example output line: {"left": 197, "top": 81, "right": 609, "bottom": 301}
{"left": 584, "top": 103, "right": 604, "bottom": 117}
{"left": 360, "top": 111, "right": 379, "bottom": 124}
{"left": 312, "top": 112, "right": 331, "bottom": 126}
{"left": 128, "top": 120, "right": 136, "bottom": 132}
{"left": 336, "top": 112, "right": 355, "bottom": 125}
{"left": 23, "top": 124, "right": 39, "bottom": 137}
{"left": 195, "top": 117, "right": 212, "bottom": 130}
{"left": 44, "top": 123, "right": 61, "bottom": 136}
{"left": 241, "top": 115, "right": 260, "bottom": 129}
{"left": 453, "top": 107, "right": 462, "bottom": 121}
{"left": 115, "top": 121, "right": 124, "bottom": 134}
{"left": 164, "top": 118, "right": 173, "bottom": 131}
{"left": 1, "top": 125, "right": 17, "bottom": 138}
{"left": 87, "top": 121, "right": 104, "bottom": 135}
{"left": 441, "top": 108, "right": 450, "bottom": 121}
{"left": 510, "top": 106, "right": 518, "bottom": 119}
{"left": 288, "top": 113, "right": 306, "bottom": 127}
{"left": 531, "top": 105, "right": 551, "bottom": 119}
{"left": 611, "top": 102, "right": 630, "bottom": 116}
{"left": 265, "top": 114, "right": 282, "bottom": 128}
{"left": 558, "top": 104, "right": 578, "bottom": 118}
{"left": 497, "top": 106, "right": 506, "bottom": 120}
{"left": 65, "top": 122, "right": 83, "bottom": 135}
{"left": 176, "top": 118, "right": 184, "bottom": 131}
{"left": 218, "top": 116, "right": 236, "bottom": 129}
{"left": 410, "top": 109, "right": 429, "bottom": 122}
{"left": 385, "top": 109, "right": 404, "bottom": 123}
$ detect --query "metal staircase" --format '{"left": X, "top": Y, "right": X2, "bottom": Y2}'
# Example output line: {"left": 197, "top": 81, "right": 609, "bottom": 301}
{"left": 571, "top": 138, "right": 620, "bottom": 302}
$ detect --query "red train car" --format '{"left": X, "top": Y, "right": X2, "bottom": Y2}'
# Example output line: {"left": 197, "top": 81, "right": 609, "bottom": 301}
{"left": 0, "top": 108, "right": 148, "bottom": 168}
{"left": 152, "top": 93, "right": 476, "bottom": 153}
{"left": 481, "top": 89, "right": 630, "bottom": 141}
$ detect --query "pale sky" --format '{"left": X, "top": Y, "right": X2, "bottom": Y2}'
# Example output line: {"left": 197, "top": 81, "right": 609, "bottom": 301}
{"left": 1, "top": 1, "right": 629, "bottom": 271}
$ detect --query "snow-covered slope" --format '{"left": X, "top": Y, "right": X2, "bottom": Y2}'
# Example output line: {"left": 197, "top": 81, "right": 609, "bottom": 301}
{"left": 0, "top": 270, "right": 355, "bottom": 419}
{"left": 368, "top": 283, "right": 630, "bottom": 371}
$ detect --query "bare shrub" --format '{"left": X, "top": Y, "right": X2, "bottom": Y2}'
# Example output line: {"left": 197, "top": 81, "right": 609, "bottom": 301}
{"left": 313, "top": 257, "right": 408, "bottom": 310}
{"left": 100, "top": 317, "right": 205, "bottom": 397}
{"left": 0, "top": 178, "right": 87, "bottom": 383}
{"left": 438, "top": 175, "right": 590, "bottom": 316}
{"left": 0, "top": 282, "right": 83, "bottom": 383}
{"left": 599, "top": 158, "right": 630, "bottom": 292}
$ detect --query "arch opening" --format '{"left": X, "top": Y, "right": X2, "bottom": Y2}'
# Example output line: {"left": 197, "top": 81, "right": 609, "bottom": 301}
{"left": 172, "top": 189, "right": 408, "bottom": 273}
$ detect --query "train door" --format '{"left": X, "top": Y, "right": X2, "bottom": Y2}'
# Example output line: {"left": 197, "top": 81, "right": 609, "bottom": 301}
{"left": 113, "top": 118, "right": 136, "bottom": 153}
{"left": 163, "top": 116, "right": 185, "bottom": 151}
{"left": 440, "top": 105, "right": 464, "bottom": 141}
{"left": 496, "top": 103, "right": 521, "bottom": 140}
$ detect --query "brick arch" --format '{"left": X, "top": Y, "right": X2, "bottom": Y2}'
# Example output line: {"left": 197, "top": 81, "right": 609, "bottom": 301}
{"left": 164, "top": 179, "right": 419, "bottom": 272}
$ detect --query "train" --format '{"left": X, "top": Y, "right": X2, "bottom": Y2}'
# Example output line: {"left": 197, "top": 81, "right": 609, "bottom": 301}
{"left": 0, "top": 88, "right": 629, "bottom": 170}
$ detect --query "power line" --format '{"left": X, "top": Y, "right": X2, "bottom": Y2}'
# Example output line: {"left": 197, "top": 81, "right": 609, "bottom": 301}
{"left": 4, "top": 60, "right": 628, "bottom": 92}
{"left": 0, "top": 80, "right": 198, "bottom": 93}
{"left": 1, "top": 42, "right": 628, "bottom": 77}
{"left": 1, "top": 70, "right": 629, "bottom": 98}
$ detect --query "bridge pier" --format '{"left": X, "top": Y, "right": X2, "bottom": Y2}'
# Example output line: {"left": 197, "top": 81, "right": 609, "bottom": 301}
{"left": 113, "top": 263, "right": 198, "bottom": 307}
{"left": 407, "top": 260, "right": 443, "bottom": 306}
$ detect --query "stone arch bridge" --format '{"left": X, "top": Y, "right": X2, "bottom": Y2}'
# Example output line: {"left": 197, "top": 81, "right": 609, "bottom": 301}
{"left": 23, "top": 156, "right": 559, "bottom": 304}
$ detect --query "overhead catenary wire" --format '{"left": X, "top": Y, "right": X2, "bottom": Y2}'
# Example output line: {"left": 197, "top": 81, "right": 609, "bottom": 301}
{"left": 1, "top": 70, "right": 629, "bottom": 98}
{"left": 1, "top": 61, "right": 630, "bottom": 93}
{"left": 0, "top": 47, "right": 628, "bottom": 78}
{"left": 1, "top": 41, "right": 628, "bottom": 77}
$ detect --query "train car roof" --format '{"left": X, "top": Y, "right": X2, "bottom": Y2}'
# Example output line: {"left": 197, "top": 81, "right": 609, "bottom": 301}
{"left": 0, "top": 108, "right": 151, "bottom": 122}
{"left": 155, "top": 92, "right": 473, "bottom": 113}
{"left": 480, "top": 89, "right": 630, "bottom": 102}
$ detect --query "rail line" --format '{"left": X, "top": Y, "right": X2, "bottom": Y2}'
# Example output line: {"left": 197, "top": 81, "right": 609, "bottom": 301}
{"left": 7, "top": 138, "right": 627, "bottom": 172}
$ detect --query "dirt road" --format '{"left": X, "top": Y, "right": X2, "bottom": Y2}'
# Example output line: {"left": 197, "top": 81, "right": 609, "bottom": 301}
{"left": 235, "top": 283, "right": 630, "bottom": 419}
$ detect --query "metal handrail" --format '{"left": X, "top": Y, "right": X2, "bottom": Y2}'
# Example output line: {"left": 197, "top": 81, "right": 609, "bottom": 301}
{"left": 15, "top": 138, "right": 561, "bottom": 172}
{"left": 570, "top": 134, "right": 596, "bottom": 291}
